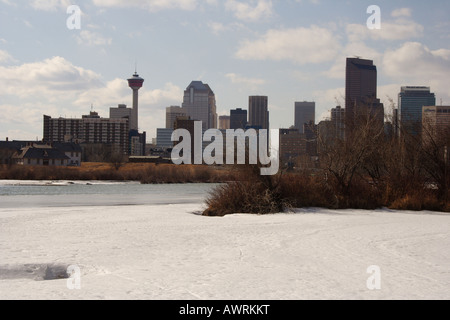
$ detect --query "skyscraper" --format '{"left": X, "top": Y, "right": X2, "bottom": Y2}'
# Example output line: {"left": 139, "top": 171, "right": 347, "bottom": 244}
{"left": 331, "top": 106, "right": 345, "bottom": 140}
{"left": 345, "top": 57, "right": 383, "bottom": 133}
{"left": 127, "top": 72, "right": 144, "bottom": 132}
{"left": 166, "top": 106, "right": 186, "bottom": 129}
{"left": 230, "top": 108, "right": 248, "bottom": 130}
{"left": 219, "top": 115, "right": 231, "bottom": 130}
{"left": 295, "top": 102, "right": 315, "bottom": 133}
{"left": 399, "top": 86, "right": 436, "bottom": 136}
{"left": 249, "top": 96, "right": 269, "bottom": 130}
{"left": 181, "top": 81, "right": 217, "bottom": 130}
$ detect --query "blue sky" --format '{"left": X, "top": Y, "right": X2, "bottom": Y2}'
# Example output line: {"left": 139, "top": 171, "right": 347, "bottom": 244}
{"left": 0, "top": 0, "right": 449, "bottom": 141}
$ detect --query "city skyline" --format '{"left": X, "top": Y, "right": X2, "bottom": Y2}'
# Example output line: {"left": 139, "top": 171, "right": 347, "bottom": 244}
{"left": 0, "top": 0, "right": 449, "bottom": 141}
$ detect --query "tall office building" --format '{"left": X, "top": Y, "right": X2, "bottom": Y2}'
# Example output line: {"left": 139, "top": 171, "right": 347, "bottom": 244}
{"left": 182, "top": 81, "right": 217, "bottom": 130}
{"left": 422, "top": 106, "right": 450, "bottom": 136}
{"left": 345, "top": 57, "right": 384, "bottom": 133}
{"left": 230, "top": 108, "right": 248, "bottom": 130}
{"left": 295, "top": 102, "right": 315, "bottom": 133}
{"left": 219, "top": 115, "right": 231, "bottom": 130}
{"left": 156, "top": 128, "right": 174, "bottom": 149}
{"left": 249, "top": 96, "right": 269, "bottom": 130}
{"left": 127, "top": 72, "right": 144, "bottom": 131}
{"left": 399, "top": 86, "right": 436, "bottom": 136}
{"left": 166, "top": 106, "right": 186, "bottom": 129}
{"left": 331, "top": 106, "right": 345, "bottom": 140}
{"left": 422, "top": 106, "right": 450, "bottom": 163}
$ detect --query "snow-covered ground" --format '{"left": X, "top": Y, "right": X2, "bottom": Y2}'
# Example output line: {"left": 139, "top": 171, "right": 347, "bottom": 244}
{"left": 0, "top": 204, "right": 450, "bottom": 300}
{"left": 0, "top": 202, "right": 449, "bottom": 300}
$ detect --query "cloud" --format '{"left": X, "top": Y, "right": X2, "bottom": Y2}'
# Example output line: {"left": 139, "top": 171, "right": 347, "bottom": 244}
{"left": 382, "top": 42, "right": 450, "bottom": 99}
{"left": 0, "top": 56, "right": 185, "bottom": 140}
{"left": 225, "top": 73, "right": 265, "bottom": 91}
{"left": 0, "top": 56, "right": 103, "bottom": 99}
{"left": 225, "top": 0, "right": 273, "bottom": 22}
{"left": 325, "top": 42, "right": 382, "bottom": 79}
{"left": 0, "top": 49, "right": 16, "bottom": 64}
{"left": 76, "top": 30, "right": 112, "bottom": 46}
{"left": 391, "top": 8, "right": 412, "bottom": 18}
{"left": 91, "top": 0, "right": 200, "bottom": 12}
{"left": 346, "top": 18, "right": 423, "bottom": 42}
{"left": 235, "top": 26, "right": 340, "bottom": 64}
{"left": 29, "top": 0, "right": 71, "bottom": 11}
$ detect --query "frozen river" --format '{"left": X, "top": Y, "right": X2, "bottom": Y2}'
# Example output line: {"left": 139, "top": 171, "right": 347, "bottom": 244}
{"left": 0, "top": 180, "right": 449, "bottom": 300}
{"left": 0, "top": 180, "right": 217, "bottom": 208}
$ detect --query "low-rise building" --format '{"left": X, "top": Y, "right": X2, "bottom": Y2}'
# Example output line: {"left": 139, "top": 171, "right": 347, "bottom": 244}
{"left": 13, "top": 144, "right": 70, "bottom": 166}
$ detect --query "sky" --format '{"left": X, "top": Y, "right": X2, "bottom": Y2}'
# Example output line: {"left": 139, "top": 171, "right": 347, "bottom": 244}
{"left": 0, "top": 0, "right": 449, "bottom": 141}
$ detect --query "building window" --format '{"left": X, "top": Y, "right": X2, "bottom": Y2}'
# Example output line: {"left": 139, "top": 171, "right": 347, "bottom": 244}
{"left": 27, "top": 159, "right": 31, "bottom": 165}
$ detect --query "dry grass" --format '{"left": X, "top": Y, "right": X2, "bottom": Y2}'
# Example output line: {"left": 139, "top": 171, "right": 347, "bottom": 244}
{"left": 0, "top": 163, "right": 237, "bottom": 184}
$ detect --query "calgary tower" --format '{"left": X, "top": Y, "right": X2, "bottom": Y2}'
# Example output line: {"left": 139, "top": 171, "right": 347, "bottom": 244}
{"left": 127, "top": 71, "right": 144, "bottom": 132}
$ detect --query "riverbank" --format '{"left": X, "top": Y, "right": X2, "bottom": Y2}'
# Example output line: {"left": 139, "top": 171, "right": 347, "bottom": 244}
{"left": 0, "top": 163, "right": 236, "bottom": 184}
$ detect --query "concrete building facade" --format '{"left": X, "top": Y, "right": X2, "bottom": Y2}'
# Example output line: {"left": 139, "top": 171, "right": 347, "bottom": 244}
{"left": 166, "top": 106, "right": 186, "bottom": 129}
{"left": 219, "top": 115, "right": 231, "bottom": 130}
{"left": 43, "top": 113, "right": 130, "bottom": 155}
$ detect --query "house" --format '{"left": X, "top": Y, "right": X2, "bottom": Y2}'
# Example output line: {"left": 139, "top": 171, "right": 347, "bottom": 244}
{"left": 52, "top": 142, "right": 82, "bottom": 166}
{"left": 0, "top": 141, "right": 19, "bottom": 165}
{"left": 13, "top": 144, "right": 70, "bottom": 166}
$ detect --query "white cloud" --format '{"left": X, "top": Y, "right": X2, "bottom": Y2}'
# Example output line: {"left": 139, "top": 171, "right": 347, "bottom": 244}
{"left": 0, "top": 56, "right": 184, "bottom": 140}
{"left": 382, "top": 42, "right": 450, "bottom": 100}
{"left": 235, "top": 26, "right": 340, "bottom": 64}
{"left": 207, "top": 21, "right": 245, "bottom": 35}
{"left": 29, "top": 0, "right": 71, "bottom": 11}
{"left": 0, "top": 49, "right": 16, "bottom": 64}
{"left": 346, "top": 18, "right": 423, "bottom": 42}
{"left": 225, "top": 73, "right": 265, "bottom": 91}
{"left": 383, "top": 42, "right": 450, "bottom": 79}
{"left": 225, "top": 0, "right": 273, "bottom": 22}
{"left": 325, "top": 42, "right": 382, "bottom": 79}
{"left": 76, "top": 30, "right": 112, "bottom": 46}
{"left": 0, "top": 56, "right": 102, "bottom": 100}
{"left": 391, "top": 8, "right": 412, "bottom": 18}
{"left": 91, "top": 0, "right": 200, "bottom": 12}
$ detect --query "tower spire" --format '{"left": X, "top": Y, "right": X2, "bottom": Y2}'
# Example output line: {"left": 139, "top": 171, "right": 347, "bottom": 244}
{"left": 127, "top": 70, "right": 144, "bottom": 132}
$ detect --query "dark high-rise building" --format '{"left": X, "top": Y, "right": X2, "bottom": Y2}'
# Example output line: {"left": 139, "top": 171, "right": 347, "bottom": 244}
{"left": 295, "top": 102, "right": 315, "bottom": 133}
{"left": 249, "top": 96, "right": 269, "bottom": 130}
{"left": 345, "top": 57, "right": 384, "bottom": 133}
{"left": 230, "top": 108, "right": 248, "bottom": 130}
{"left": 399, "top": 86, "right": 436, "bottom": 136}
{"left": 331, "top": 106, "right": 345, "bottom": 140}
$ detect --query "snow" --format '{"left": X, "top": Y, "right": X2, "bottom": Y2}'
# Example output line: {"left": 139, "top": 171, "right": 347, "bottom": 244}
{"left": 0, "top": 202, "right": 449, "bottom": 300}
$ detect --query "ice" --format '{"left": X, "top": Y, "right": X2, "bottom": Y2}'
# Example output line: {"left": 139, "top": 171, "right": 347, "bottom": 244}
{"left": 0, "top": 202, "right": 449, "bottom": 300}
